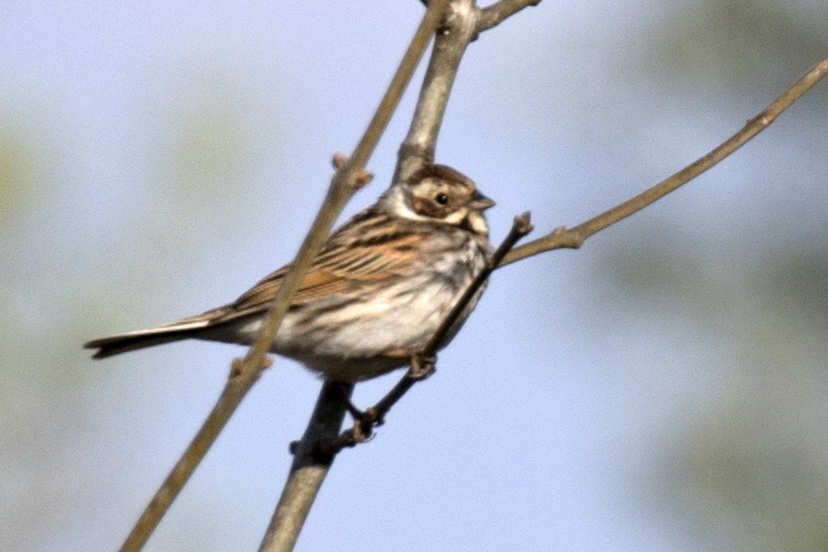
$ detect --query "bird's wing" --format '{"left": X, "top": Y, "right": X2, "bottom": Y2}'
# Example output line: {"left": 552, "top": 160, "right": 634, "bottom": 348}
{"left": 186, "top": 213, "right": 431, "bottom": 326}
{"left": 84, "top": 212, "right": 434, "bottom": 358}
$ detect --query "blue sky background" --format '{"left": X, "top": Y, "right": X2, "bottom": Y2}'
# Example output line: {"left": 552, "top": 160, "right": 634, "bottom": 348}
{"left": 2, "top": 1, "right": 828, "bottom": 551}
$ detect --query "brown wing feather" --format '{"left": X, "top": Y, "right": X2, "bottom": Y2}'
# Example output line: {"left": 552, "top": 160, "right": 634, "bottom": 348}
{"left": 85, "top": 192, "right": 465, "bottom": 360}
{"left": 197, "top": 212, "right": 429, "bottom": 326}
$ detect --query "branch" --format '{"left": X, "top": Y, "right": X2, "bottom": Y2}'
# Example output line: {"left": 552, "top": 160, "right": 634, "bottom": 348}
{"left": 117, "top": 2, "right": 450, "bottom": 551}
{"left": 395, "top": 0, "right": 539, "bottom": 183}
{"left": 255, "top": 2, "right": 457, "bottom": 551}
{"left": 476, "top": 0, "right": 542, "bottom": 34}
{"left": 337, "top": 213, "right": 534, "bottom": 446}
{"left": 256, "top": 2, "right": 544, "bottom": 539}
{"left": 394, "top": 0, "right": 479, "bottom": 183}
{"left": 423, "top": 212, "right": 534, "bottom": 359}
{"left": 498, "top": 52, "right": 828, "bottom": 268}
{"left": 257, "top": 382, "right": 354, "bottom": 552}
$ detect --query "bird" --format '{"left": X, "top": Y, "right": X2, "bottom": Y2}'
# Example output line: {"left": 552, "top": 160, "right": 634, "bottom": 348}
{"left": 85, "top": 164, "right": 495, "bottom": 382}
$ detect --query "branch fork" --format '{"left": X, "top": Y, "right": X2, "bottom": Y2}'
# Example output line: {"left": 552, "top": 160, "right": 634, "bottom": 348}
{"left": 114, "top": 0, "right": 828, "bottom": 548}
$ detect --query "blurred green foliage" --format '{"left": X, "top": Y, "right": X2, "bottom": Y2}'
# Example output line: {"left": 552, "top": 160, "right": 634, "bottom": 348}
{"left": 0, "top": 124, "right": 38, "bottom": 224}
{"left": 0, "top": 58, "right": 283, "bottom": 551}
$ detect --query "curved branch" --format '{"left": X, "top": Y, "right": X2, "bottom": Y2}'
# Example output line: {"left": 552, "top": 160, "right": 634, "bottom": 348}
{"left": 499, "top": 52, "right": 828, "bottom": 268}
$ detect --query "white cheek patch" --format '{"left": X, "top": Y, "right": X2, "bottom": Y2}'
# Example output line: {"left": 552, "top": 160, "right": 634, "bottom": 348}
{"left": 442, "top": 208, "right": 468, "bottom": 225}
{"left": 467, "top": 212, "right": 489, "bottom": 236}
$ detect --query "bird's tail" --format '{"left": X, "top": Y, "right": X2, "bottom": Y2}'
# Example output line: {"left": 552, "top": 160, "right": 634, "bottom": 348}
{"left": 84, "top": 319, "right": 211, "bottom": 359}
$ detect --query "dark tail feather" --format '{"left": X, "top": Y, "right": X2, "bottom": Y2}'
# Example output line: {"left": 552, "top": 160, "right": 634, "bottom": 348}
{"left": 84, "top": 327, "right": 200, "bottom": 359}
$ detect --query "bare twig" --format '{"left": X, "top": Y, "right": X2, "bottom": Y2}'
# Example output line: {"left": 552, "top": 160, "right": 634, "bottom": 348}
{"left": 476, "top": 0, "right": 542, "bottom": 34}
{"left": 422, "top": 212, "right": 534, "bottom": 357}
{"left": 118, "top": 2, "right": 451, "bottom": 551}
{"left": 395, "top": 0, "right": 480, "bottom": 183}
{"left": 255, "top": 2, "right": 455, "bottom": 551}
{"left": 499, "top": 52, "right": 828, "bottom": 268}
{"left": 117, "top": 357, "right": 271, "bottom": 552}
{"left": 395, "top": 0, "right": 539, "bottom": 185}
{"left": 337, "top": 213, "right": 534, "bottom": 446}
{"left": 257, "top": 382, "right": 354, "bottom": 552}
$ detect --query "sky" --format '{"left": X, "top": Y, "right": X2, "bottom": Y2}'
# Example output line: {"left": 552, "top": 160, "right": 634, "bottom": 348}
{"left": 2, "top": 1, "right": 828, "bottom": 551}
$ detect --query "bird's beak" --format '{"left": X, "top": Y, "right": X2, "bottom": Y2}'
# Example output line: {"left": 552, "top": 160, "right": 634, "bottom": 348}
{"left": 470, "top": 190, "right": 495, "bottom": 211}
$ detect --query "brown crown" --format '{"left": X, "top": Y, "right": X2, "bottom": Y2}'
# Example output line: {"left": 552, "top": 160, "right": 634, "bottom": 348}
{"left": 408, "top": 164, "right": 475, "bottom": 187}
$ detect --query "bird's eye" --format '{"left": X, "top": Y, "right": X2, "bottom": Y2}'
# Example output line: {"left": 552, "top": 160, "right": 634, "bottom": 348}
{"left": 435, "top": 192, "right": 449, "bottom": 205}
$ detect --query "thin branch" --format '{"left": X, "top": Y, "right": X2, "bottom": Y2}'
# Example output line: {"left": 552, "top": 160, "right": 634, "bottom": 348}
{"left": 117, "top": 358, "right": 270, "bottom": 552}
{"left": 348, "top": 0, "right": 452, "bottom": 172}
{"left": 394, "top": 0, "right": 480, "bottom": 183}
{"left": 395, "top": 0, "right": 538, "bottom": 183}
{"left": 257, "top": 382, "right": 354, "bottom": 552}
{"left": 499, "top": 52, "right": 828, "bottom": 268}
{"left": 422, "top": 212, "right": 534, "bottom": 358}
{"left": 255, "top": 2, "right": 455, "bottom": 551}
{"left": 476, "top": 0, "right": 542, "bottom": 34}
{"left": 337, "top": 213, "right": 534, "bottom": 446}
{"left": 117, "top": 2, "right": 450, "bottom": 551}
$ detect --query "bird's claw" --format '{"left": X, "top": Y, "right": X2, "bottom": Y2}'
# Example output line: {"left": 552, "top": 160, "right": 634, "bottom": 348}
{"left": 409, "top": 354, "right": 436, "bottom": 380}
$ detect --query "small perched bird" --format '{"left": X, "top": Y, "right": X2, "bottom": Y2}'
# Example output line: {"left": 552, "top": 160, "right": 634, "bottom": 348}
{"left": 85, "top": 164, "right": 495, "bottom": 382}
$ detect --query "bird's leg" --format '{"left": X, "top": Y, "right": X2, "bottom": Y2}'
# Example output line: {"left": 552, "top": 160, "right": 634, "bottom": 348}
{"left": 409, "top": 353, "right": 436, "bottom": 380}
{"left": 333, "top": 385, "right": 379, "bottom": 443}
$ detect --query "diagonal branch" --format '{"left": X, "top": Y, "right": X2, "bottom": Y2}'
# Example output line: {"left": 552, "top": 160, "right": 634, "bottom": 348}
{"left": 476, "top": 0, "right": 542, "bottom": 34}
{"left": 117, "top": 3, "right": 451, "bottom": 551}
{"left": 336, "top": 212, "right": 534, "bottom": 446}
{"left": 498, "top": 52, "right": 828, "bottom": 268}
{"left": 257, "top": 381, "right": 355, "bottom": 552}
{"left": 256, "top": 2, "right": 456, "bottom": 552}
{"left": 421, "top": 212, "right": 534, "bottom": 360}
{"left": 395, "top": 0, "right": 540, "bottom": 186}
{"left": 395, "top": 0, "right": 481, "bottom": 183}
